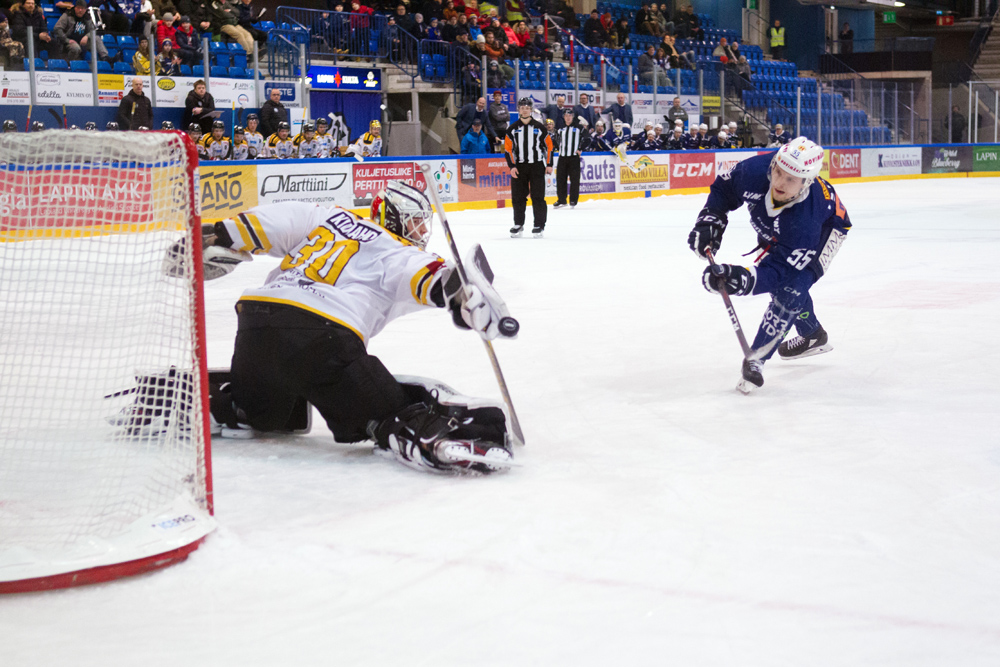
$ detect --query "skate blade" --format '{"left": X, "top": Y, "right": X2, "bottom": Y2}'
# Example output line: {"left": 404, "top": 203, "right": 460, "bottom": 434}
{"left": 779, "top": 344, "right": 833, "bottom": 360}
{"left": 532, "top": 231, "right": 544, "bottom": 238}
{"left": 220, "top": 425, "right": 255, "bottom": 439}
{"left": 438, "top": 442, "right": 519, "bottom": 471}
{"left": 510, "top": 230, "right": 523, "bottom": 238}
{"left": 736, "top": 378, "right": 761, "bottom": 394}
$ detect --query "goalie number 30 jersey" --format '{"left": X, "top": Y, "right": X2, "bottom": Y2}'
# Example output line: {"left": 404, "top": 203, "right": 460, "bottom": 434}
{"left": 220, "top": 202, "right": 450, "bottom": 343}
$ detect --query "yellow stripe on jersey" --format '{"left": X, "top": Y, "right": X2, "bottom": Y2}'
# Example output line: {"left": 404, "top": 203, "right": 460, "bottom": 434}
{"left": 409, "top": 259, "right": 444, "bottom": 305}
{"left": 238, "top": 296, "right": 365, "bottom": 342}
{"left": 233, "top": 216, "right": 256, "bottom": 253}
{"left": 237, "top": 213, "right": 272, "bottom": 254}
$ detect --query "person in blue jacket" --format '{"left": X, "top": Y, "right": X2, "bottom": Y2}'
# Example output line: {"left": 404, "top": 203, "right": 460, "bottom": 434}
{"left": 460, "top": 118, "right": 491, "bottom": 154}
{"left": 688, "top": 138, "right": 852, "bottom": 392}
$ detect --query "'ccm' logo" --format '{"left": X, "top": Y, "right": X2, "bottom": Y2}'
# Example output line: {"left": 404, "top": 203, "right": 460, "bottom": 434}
{"left": 673, "top": 162, "right": 713, "bottom": 177}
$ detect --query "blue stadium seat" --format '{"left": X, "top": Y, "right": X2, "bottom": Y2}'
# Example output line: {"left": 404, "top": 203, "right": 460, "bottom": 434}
{"left": 23, "top": 58, "right": 45, "bottom": 70}
{"left": 179, "top": 64, "right": 192, "bottom": 76}
{"left": 70, "top": 60, "right": 91, "bottom": 72}
{"left": 112, "top": 61, "right": 132, "bottom": 74}
{"left": 232, "top": 54, "right": 247, "bottom": 69}
{"left": 228, "top": 42, "right": 246, "bottom": 54}
{"left": 46, "top": 58, "right": 69, "bottom": 71}
{"left": 96, "top": 60, "right": 112, "bottom": 73}
{"left": 210, "top": 65, "right": 228, "bottom": 77}
{"left": 192, "top": 65, "right": 205, "bottom": 77}
{"left": 213, "top": 53, "right": 230, "bottom": 68}
{"left": 102, "top": 34, "right": 116, "bottom": 47}
{"left": 228, "top": 66, "right": 247, "bottom": 78}
{"left": 117, "top": 35, "right": 136, "bottom": 49}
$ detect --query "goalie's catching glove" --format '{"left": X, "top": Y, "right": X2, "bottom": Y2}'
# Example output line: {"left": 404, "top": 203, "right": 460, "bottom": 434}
{"left": 688, "top": 207, "right": 728, "bottom": 259}
{"left": 163, "top": 226, "right": 252, "bottom": 281}
{"left": 702, "top": 263, "right": 755, "bottom": 296}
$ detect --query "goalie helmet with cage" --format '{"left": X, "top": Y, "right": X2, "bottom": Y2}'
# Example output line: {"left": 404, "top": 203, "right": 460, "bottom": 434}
{"left": 771, "top": 137, "right": 824, "bottom": 194}
{"left": 370, "top": 181, "right": 433, "bottom": 250}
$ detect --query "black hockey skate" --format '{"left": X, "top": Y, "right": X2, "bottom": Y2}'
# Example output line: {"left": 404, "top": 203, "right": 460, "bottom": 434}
{"left": 531, "top": 225, "right": 544, "bottom": 238}
{"left": 737, "top": 358, "right": 764, "bottom": 394}
{"left": 510, "top": 225, "right": 523, "bottom": 238}
{"left": 552, "top": 202, "right": 567, "bottom": 209}
{"left": 778, "top": 326, "right": 832, "bottom": 360}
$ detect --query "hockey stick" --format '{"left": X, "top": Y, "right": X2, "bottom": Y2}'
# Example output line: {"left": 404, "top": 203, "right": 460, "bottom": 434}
{"left": 706, "top": 249, "right": 753, "bottom": 359}
{"left": 613, "top": 143, "right": 641, "bottom": 174}
{"left": 705, "top": 249, "right": 785, "bottom": 362}
{"left": 62, "top": 103, "right": 68, "bottom": 128}
{"left": 48, "top": 108, "right": 63, "bottom": 129}
{"left": 419, "top": 163, "right": 526, "bottom": 447}
{"left": 25, "top": 104, "right": 32, "bottom": 132}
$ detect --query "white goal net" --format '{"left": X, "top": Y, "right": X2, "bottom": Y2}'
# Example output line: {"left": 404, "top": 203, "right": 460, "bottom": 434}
{"left": 0, "top": 131, "right": 214, "bottom": 592}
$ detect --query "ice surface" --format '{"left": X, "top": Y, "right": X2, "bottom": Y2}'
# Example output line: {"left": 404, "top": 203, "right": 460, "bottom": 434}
{"left": 3, "top": 178, "right": 1000, "bottom": 666}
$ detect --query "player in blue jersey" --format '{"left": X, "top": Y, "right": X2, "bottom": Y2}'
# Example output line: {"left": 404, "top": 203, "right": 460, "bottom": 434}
{"left": 688, "top": 137, "right": 852, "bottom": 392}
{"left": 604, "top": 118, "right": 631, "bottom": 148}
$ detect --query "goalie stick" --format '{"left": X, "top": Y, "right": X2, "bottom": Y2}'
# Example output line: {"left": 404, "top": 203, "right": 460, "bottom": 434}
{"left": 613, "top": 143, "right": 641, "bottom": 174}
{"left": 420, "top": 163, "right": 526, "bottom": 447}
{"left": 48, "top": 108, "right": 63, "bottom": 129}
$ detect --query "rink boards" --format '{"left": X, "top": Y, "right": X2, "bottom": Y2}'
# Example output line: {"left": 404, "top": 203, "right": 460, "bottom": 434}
{"left": 195, "top": 143, "right": 1000, "bottom": 222}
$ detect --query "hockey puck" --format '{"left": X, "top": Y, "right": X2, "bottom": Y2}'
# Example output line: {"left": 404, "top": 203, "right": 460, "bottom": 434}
{"left": 498, "top": 316, "right": 520, "bottom": 337}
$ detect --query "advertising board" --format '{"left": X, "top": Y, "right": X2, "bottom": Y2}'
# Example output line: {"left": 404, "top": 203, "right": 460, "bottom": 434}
{"left": 973, "top": 145, "right": 1000, "bottom": 171}
{"left": 619, "top": 152, "right": 670, "bottom": 191}
{"left": 458, "top": 156, "right": 513, "bottom": 202}
{"left": 828, "top": 148, "right": 862, "bottom": 179}
{"left": 257, "top": 161, "right": 353, "bottom": 208}
{"left": 921, "top": 145, "right": 972, "bottom": 173}
{"left": 861, "top": 146, "right": 921, "bottom": 176}
{"left": 199, "top": 164, "right": 259, "bottom": 219}
{"left": 352, "top": 161, "right": 429, "bottom": 207}
{"left": 670, "top": 151, "right": 715, "bottom": 189}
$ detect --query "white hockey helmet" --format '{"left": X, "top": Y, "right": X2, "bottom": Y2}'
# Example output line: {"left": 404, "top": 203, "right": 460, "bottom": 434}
{"left": 612, "top": 118, "right": 623, "bottom": 130}
{"left": 772, "top": 137, "right": 824, "bottom": 182}
{"left": 728, "top": 121, "right": 737, "bottom": 131}
{"left": 371, "top": 181, "right": 433, "bottom": 249}
{"left": 718, "top": 130, "right": 728, "bottom": 140}
{"left": 699, "top": 123, "right": 708, "bottom": 131}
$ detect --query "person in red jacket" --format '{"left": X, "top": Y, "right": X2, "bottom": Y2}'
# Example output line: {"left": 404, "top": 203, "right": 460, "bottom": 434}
{"left": 156, "top": 12, "right": 177, "bottom": 48}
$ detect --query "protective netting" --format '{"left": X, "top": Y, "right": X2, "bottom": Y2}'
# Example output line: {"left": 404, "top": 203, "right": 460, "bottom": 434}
{"left": 0, "top": 132, "right": 214, "bottom": 585}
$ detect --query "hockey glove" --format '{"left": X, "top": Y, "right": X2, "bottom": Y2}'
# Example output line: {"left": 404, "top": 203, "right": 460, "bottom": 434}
{"left": 460, "top": 285, "right": 505, "bottom": 340}
{"left": 163, "top": 239, "right": 251, "bottom": 280}
{"left": 688, "top": 207, "right": 728, "bottom": 259}
{"left": 702, "top": 263, "right": 755, "bottom": 296}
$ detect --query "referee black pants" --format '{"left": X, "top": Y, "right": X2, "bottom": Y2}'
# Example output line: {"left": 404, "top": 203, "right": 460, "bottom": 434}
{"left": 511, "top": 161, "right": 547, "bottom": 229}
{"left": 555, "top": 155, "right": 581, "bottom": 205}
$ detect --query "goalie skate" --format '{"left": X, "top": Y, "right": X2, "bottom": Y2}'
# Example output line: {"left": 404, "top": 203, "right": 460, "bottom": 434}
{"left": 436, "top": 440, "right": 515, "bottom": 475}
{"left": 778, "top": 327, "right": 832, "bottom": 360}
{"left": 737, "top": 358, "right": 764, "bottom": 394}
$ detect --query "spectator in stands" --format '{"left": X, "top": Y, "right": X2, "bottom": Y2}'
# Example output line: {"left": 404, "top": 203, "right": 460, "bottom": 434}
{"left": 650, "top": 3, "right": 673, "bottom": 38}
{"left": 606, "top": 91, "right": 632, "bottom": 128}
{"left": 486, "top": 58, "right": 507, "bottom": 88}
{"left": 427, "top": 16, "right": 442, "bottom": 39}
{"left": 545, "top": 0, "right": 576, "bottom": 29}
{"left": 394, "top": 4, "right": 415, "bottom": 34}
{"left": 676, "top": 5, "right": 703, "bottom": 41}
{"left": 730, "top": 40, "right": 741, "bottom": 62}
{"left": 713, "top": 37, "right": 735, "bottom": 63}
{"left": 499, "top": 18, "right": 518, "bottom": 53}
{"left": 133, "top": 35, "right": 161, "bottom": 74}
{"left": 482, "top": 28, "right": 503, "bottom": 58}
{"left": 174, "top": 15, "right": 200, "bottom": 65}
{"left": 0, "top": 15, "right": 26, "bottom": 70}
{"left": 599, "top": 10, "right": 613, "bottom": 39}
{"left": 412, "top": 12, "right": 427, "bottom": 39}
{"left": 769, "top": 18, "right": 785, "bottom": 61}
{"left": 348, "top": 0, "right": 375, "bottom": 55}
{"left": 735, "top": 54, "right": 752, "bottom": 94}
{"left": 839, "top": 22, "right": 853, "bottom": 54}
{"left": 662, "top": 34, "right": 693, "bottom": 70}
{"left": 460, "top": 117, "right": 490, "bottom": 154}
{"left": 463, "top": 0, "right": 480, "bottom": 21}
{"left": 118, "top": 77, "right": 153, "bottom": 131}
{"left": 155, "top": 11, "right": 176, "bottom": 48}
{"left": 636, "top": 3, "right": 657, "bottom": 38}
{"left": 459, "top": 60, "right": 481, "bottom": 105}
{"left": 158, "top": 38, "right": 182, "bottom": 74}
{"left": 455, "top": 95, "right": 492, "bottom": 144}
{"left": 512, "top": 19, "right": 530, "bottom": 52}
{"left": 456, "top": 12, "right": 472, "bottom": 38}
{"left": 612, "top": 18, "right": 630, "bottom": 49}
{"left": 441, "top": 0, "right": 456, "bottom": 21}
{"left": 528, "top": 24, "right": 551, "bottom": 61}
{"left": 53, "top": 0, "right": 106, "bottom": 61}
{"left": 177, "top": 0, "right": 212, "bottom": 36}
{"left": 209, "top": 0, "right": 253, "bottom": 53}
{"left": 237, "top": 0, "right": 267, "bottom": 47}
{"left": 639, "top": 45, "right": 665, "bottom": 87}
{"left": 440, "top": 14, "right": 458, "bottom": 41}
{"left": 583, "top": 9, "right": 608, "bottom": 48}
{"left": 424, "top": 0, "right": 444, "bottom": 21}
{"left": 950, "top": 105, "right": 967, "bottom": 143}
{"left": 666, "top": 96, "right": 687, "bottom": 127}
{"left": 258, "top": 86, "right": 286, "bottom": 138}
{"left": 654, "top": 46, "right": 669, "bottom": 75}
{"left": 574, "top": 92, "right": 596, "bottom": 130}
{"left": 9, "top": 0, "right": 50, "bottom": 59}
{"left": 469, "top": 32, "right": 488, "bottom": 58}
{"left": 487, "top": 89, "right": 508, "bottom": 145}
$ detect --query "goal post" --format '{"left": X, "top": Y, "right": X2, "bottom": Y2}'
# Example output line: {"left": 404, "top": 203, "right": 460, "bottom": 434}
{"left": 0, "top": 131, "right": 215, "bottom": 593}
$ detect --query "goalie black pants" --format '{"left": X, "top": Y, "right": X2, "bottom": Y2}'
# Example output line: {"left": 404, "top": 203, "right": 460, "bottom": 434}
{"left": 229, "top": 300, "right": 409, "bottom": 443}
{"left": 511, "top": 161, "right": 547, "bottom": 229}
{"left": 555, "top": 155, "right": 581, "bottom": 205}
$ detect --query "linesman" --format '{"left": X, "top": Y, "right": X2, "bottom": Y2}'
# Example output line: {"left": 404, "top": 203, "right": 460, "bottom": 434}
{"left": 553, "top": 108, "right": 587, "bottom": 209}
{"left": 504, "top": 97, "right": 554, "bottom": 237}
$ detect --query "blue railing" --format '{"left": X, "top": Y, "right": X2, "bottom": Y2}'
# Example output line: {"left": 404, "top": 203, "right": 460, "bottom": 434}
{"left": 275, "top": 6, "right": 391, "bottom": 60}
{"left": 267, "top": 30, "right": 309, "bottom": 77}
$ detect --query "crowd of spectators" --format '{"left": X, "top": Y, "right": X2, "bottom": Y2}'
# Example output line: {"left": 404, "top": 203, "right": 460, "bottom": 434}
{"left": 0, "top": 0, "right": 265, "bottom": 71}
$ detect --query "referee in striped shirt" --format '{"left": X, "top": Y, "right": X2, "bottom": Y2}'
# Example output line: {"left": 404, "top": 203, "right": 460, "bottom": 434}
{"left": 553, "top": 108, "right": 588, "bottom": 209}
{"left": 504, "top": 97, "right": 554, "bottom": 237}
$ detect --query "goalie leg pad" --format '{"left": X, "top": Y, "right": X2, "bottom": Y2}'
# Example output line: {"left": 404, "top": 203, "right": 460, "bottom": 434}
{"left": 106, "top": 367, "right": 195, "bottom": 437}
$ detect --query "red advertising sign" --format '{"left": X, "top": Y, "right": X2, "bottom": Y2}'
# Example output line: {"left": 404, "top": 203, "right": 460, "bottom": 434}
{"left": 457, "top": 156, "right": 513, "bottom": 202}
{"left": 352, "top": 161, "right": 428, "bottom": 207}
{"left": 670, "top": 152, "right": 715, "bottom": 189}
{"left": 828, "top": 149, "right": 861, "bottom": 179}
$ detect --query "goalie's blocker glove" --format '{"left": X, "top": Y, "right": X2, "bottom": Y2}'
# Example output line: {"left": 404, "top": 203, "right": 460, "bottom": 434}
{"left": 688, "top": 207, "right": 728, "bottom": 259}
{"left": 702, "top": 263, "right": 756, "bottom": 296}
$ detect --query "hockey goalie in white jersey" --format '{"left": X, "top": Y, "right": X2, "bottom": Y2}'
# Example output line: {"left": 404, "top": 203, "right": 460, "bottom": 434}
{"left": 187, "top": 182, "right": 514, "bottom": 475}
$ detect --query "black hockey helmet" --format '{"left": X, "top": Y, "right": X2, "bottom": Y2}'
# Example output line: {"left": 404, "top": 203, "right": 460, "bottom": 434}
{"left": 161, "top": 120, "right": 175, "bottom": 130}
{"left": 246, "top": 113, "right": 259, "bottom": 121}
{"left": 31, "top": 120, "right": 45, "bottom": 132}
{"left": 277, "top": 121, "right": 290, "bottom": 132}
{"left": 517, "top": 96, "right": 533, "bottom": 108}
{"left": 233, "top": 125, "right": 245, "bottom": 135}
{"left": 105, "top": 121, "right": 118, "bottom": 130}
{"left": 302, "top": 121, "right": 315, "bottom": 133}
{"left": 84, "top": 121, "right": 97, "bottom": 131}
{"left": 2, "top": 119, "right": 16, "bottom": 133}
{"left": 187, "top": 122, "right": 201, "bottom": 132}
{"left": 315, "top": 117, "right": 329, "bottom": 127}
{"left": 211, "top": 119, "right": 225, "bottom": 130}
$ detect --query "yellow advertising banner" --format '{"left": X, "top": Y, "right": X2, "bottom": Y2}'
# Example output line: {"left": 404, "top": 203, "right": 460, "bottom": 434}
{"left": 198, "top": 164, "right": 258, "bottom": 221}
{"left": 701, "top": 96, "right": 721, "bottom": 113}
